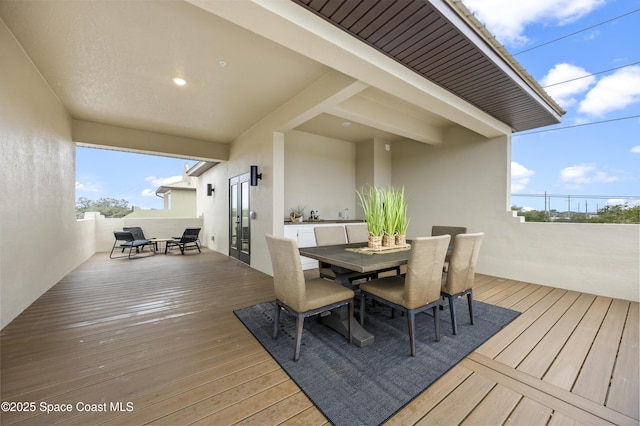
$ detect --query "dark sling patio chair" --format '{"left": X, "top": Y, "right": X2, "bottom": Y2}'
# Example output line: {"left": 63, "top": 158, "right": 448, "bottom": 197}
{"left": 123, "top": 226, "right": 153, "bottom": 252}
{"left": 165, "top": 228, "right": 201, "bottom": 255}
{"left": 110, "top": 231, "right": 155, "bottom": 259}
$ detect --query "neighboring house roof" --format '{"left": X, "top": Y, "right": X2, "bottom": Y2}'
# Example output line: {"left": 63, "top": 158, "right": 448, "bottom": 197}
{"left": 292, "top": 0, "right": 565, "bottom": 132}
{"left": 155, "top": 180, "right": 196, "bottom": 196}
{"left": 155, "top": 164, "right": 198, "bottom": 196}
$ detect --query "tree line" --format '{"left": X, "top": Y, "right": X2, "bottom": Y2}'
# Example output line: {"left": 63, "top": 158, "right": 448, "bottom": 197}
{"left": 512, "top": 203, "right": 640, "bottom": 224}
{"left": 76, "top": 197, "right": 133, "bottom": 219}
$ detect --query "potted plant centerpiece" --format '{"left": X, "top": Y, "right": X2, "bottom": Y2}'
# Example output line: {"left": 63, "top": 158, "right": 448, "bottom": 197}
{"left": 356, "top": 186, "right": 384, "bottom": 249}
{"left": 289, "top": 206, "right": 305, "bottom": 222}
{"left": 382, "top": 186, "right": 399, "bottom": 247}
{"left": 394, "top": 186, "right": 409, "bottom": 246}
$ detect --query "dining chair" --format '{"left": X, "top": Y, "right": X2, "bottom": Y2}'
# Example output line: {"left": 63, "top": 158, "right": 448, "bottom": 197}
{"left": 265, "top": 234, "right": 354, "bottom": 361}
{"left": 359, "top": 235, "right": 450, "bottom": 356}
{"left": 441, "top": 232, "right": 484, "bottom": 335}
{"left": 345, "top": 224, "right": 369, "bottom": 243}
{"left": 314, "top": 226, "right": 375, "bottom": 283}
{"left": 431, "top": 225, "right": 467, "bottom": 269}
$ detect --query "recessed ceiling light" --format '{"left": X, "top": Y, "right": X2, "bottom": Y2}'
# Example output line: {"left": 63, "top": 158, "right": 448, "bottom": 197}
{"left": 342, "top": 121, "right": 352, "bottom": 127}
{"left": 218, "top": 60, "right": 227, "bottom": 68}
{"left": 172, "top": 77, "right": 187, "bottom": 86}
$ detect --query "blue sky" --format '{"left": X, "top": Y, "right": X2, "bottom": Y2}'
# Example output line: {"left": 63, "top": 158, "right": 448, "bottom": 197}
{"left": 461, "top": 0, "right": 640, "bottom": 210}
{"left": 76, "top": 1, "right": 640, "bottom": 212}
{"left": 76, "top": 148, "right": 195, "bottom": 210}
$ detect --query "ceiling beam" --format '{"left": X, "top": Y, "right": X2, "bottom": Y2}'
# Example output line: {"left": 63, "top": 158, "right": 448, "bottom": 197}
{"left": 72, "top": 120, "right": 229, "bottom": 162}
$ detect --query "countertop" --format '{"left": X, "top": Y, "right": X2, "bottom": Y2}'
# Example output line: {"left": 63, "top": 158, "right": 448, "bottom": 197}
{"left": 284, "top": 220, "right": 365, "bottom": 225}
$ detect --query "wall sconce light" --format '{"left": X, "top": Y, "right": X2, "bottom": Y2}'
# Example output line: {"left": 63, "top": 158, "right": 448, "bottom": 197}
{"left": 250, "top": 165, "right": 262, "bottom": 186}
{"left": 207, "top": 183, "right": 215, "bottom": 196}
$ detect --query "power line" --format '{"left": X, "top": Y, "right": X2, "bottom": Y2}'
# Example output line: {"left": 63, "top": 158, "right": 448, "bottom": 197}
{"left": 541, "top": 62, "right": 640, "bottom": 88}
{"left": 512, "top": 8, "right": 640, "bottom": 56}
{"left": 514, "top": 115, "right": 640, "bottom": 136}
{"left": 512, "top": 194, "right": 640, "bottom": 199}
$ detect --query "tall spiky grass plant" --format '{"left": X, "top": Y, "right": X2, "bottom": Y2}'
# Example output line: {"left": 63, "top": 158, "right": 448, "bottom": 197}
{"left": 394, "top": 186, "right": 410, "bottom": 235}
{"left": 382, "top": 186, "right": 400, "bottom": 238}
{"left": 356, "top": 185, "right": 384, "bottom": 237}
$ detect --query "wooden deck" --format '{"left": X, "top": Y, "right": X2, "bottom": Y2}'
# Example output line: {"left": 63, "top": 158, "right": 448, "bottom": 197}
{"left": 1, "top": 249, "right": 638, "bottom": 425}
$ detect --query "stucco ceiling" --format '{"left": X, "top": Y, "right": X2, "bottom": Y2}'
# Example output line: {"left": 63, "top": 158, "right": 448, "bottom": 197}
{"left": 0, "top": 0, "right": 331, "bottom": 143}
{"left": 1, "top": 0, "right": 561, "bottom": 158}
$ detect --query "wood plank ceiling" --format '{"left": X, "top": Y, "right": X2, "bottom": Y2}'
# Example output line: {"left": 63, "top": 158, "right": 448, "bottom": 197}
{"left": 291, "top": 0, "right": 564, "bottom": 132}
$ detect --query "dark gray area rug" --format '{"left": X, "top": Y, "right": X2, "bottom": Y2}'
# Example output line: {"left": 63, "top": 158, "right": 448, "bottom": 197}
{"left": 235, "top": 298, "right": 519, "bottom": 426}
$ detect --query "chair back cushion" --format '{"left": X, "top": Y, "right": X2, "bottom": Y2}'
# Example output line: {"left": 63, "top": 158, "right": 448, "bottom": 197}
{"left": 180, "top": 228, "right": 201, "bottom": 242}
{"left": 431, "top": 225, "right": 467, "bottom": 252}
{"left": 265, "top": 234, "right": 306, "bottom": 312}
{"left": 123, "top": 227, "right": 145, "bottom": 240}
{"left": 442, "top": 233, "right": 484, "bottom": 295}
{"left": 314, "top": 226, "right": 347, "bottom": 246}
{"left": 114, "top": 231, "right": 135, "bottom": 242}
{"left": 404, "top": 235, "right": 450, "bottom": 309}
{"left": 345, "top": 224, "right": 369, "bottom": 243}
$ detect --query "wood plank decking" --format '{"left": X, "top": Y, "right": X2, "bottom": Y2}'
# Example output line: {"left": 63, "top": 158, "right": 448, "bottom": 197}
{"left": 1, "top": 249, "right": 638, "bottom": 425}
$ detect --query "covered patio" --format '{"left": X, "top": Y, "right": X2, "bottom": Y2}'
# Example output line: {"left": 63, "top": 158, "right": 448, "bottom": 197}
{"left": 1, "top": 250, "right": 637, "bottom": 425}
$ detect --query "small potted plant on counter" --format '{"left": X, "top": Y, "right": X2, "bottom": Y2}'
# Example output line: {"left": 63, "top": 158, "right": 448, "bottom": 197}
{"left": 289, "top": 206, "right": 305, "bottom": 222}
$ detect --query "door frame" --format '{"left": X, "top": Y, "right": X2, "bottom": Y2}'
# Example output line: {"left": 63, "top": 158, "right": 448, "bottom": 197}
{"left": 229, "top": 172, "right": 251, "bottom": 264}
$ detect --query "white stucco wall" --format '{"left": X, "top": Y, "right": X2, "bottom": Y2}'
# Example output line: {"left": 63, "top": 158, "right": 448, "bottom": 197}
{"left": 285, "top": 130, "right": 357, "bottom": 221}
{"left": 392, "top": 127, "right": 639, "bottom": 302}
{"left": 0, "top": 21, "right": 94, "bottom": 328}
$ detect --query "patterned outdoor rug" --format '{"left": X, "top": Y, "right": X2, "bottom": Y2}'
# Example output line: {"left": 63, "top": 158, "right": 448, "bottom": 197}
{"left": 235, "top": 298, "right": 519, "bottom": 426}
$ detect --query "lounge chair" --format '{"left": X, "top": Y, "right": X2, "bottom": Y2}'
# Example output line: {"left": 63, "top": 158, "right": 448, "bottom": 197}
{"left": 165, "top": 228, "right": 201, "bottom": 255}
{"left": 123, "top": 226, "right": 153, "bottom": 252}
{"left": 110, "top": 231, "right": 155, "bottom": 259}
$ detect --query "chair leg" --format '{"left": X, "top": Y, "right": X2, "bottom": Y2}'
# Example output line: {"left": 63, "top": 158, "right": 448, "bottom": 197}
{"left": 408, "top": 311, "right": 416, "bottom": 357}
{"left": 293, "top": 314, "right": 304, "bottom": 362}
{"left": 467, "top": 290, "right": 474, "bottom": 325}
{"left": 348, "top": 301, "right": 353, "bottom": 344}
{"left": 359, "top": 292, "right": 366, "bottom": 326}
{"left": 447, "top": 295, "right": 458, "bottom": 335}
{"left": 272, "top": 303, "right": 281, "bottom": 339}
{"left": 433, "top": 305, "right": 440, "bottom": 342}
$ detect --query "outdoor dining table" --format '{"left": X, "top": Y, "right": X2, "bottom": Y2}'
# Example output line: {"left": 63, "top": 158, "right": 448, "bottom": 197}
{"left": 298, "top": 242, "right": 412, "bottom": 347}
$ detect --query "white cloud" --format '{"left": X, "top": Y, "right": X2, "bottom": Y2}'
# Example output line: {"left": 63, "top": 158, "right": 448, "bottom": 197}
{"left": 605, "top": 199, "right": 640, "bottom": 207}
{"left": 75, "top": 181, "right": 99, "bottom": 192}
{"left": 141, "top": 175, "right": 182, "bottom": 198}
{"left": 541, "top": 63, "right": 595, "bottom": 108}
{"left": 511, "top": 161, "right": 535, "bottom": 192}
{"left": 559, "top": 164, "right": 620, "bottom": 186}
{"left": 461, "top": 0, "right": 605, "bottom": 48}
{"left": 578, "top": 66, "right": 640, "bottom": 116}
{"left": 631, "top": 145, "right": 640, "bottom": 154}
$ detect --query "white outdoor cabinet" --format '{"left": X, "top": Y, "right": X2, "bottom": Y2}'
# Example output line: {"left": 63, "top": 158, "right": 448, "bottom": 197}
{"left": 283, "top": 222, "right": 354, "bottom": 270}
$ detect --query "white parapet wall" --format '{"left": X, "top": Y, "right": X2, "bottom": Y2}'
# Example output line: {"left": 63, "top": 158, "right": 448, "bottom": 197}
{"left": 88, "top": 213, "right": 204, "bottom": 252}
